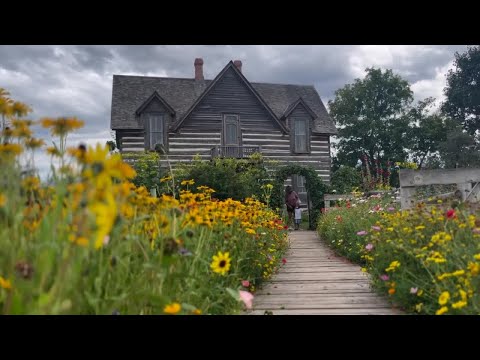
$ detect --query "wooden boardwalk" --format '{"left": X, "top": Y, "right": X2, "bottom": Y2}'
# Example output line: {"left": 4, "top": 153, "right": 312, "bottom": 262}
{"left": 249, "top": 231, "right": 402, "bottom": 315}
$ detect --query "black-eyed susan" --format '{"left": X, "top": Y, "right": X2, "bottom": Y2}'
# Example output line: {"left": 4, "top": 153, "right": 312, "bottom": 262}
{"left": 164, "top": 302, "right": 181, "bottom": 314}
{"left": 210, "top": 251, "right": 231, "bottom": 275}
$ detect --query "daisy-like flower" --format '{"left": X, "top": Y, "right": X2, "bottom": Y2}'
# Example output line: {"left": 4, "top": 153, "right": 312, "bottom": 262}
{"left": 210, "top": 251, "right": 231, "bottom": 275}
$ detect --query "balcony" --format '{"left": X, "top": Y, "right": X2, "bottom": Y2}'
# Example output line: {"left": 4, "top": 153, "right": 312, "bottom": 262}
{"left": 210, "top": 145, "right": 262, "bottom": 159}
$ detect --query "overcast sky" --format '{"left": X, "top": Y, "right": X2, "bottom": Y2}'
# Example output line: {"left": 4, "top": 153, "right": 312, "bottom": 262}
{"left": 0, "top": 45, "right": 468, "bottom": 177}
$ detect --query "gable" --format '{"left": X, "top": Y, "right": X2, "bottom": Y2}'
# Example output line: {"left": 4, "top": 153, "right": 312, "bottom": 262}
{"left": 141, "top": 97, "right": 167, "bottom": 113}
{"left": 173, "top": 62, "right": 288, "bottom": 133}
{"left": 135, "top": 91, "right": 175, "bottom": 116}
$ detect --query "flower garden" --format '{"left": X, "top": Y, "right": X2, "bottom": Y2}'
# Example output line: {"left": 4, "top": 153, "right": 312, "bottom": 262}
{"left": 0, "top": 116, "right": 288, "bottom": 315}
{"left": 318, "top": 192, "right": 480, "bottom": 315}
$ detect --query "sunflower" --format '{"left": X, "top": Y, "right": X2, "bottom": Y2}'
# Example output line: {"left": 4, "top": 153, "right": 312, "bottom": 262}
{"left": 210, "top": 251, "right": 231, "bottom": 275}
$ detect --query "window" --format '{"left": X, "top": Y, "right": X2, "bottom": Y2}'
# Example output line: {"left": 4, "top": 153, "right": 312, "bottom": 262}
{"left": 294, "top": 118, "right": 308, "bottom": 153}
{"left": 222, "top": 114, "right": 241, "bottom": 157}
{"left": 146, "top": 114, "right": 164, "bottom": 150}
{"left": 223, "top": 114, "right": 240, "bottom": 145}
{"left": 293, "top": 174, "right": 306, "bottom": 193}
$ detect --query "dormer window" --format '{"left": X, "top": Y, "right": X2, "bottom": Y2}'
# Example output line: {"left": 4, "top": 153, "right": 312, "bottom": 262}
{"left": 294, "top": 118, "right": 309, "bottom": 153}
{"left": 145, "top": 113, "right": 165, "bottom": 151}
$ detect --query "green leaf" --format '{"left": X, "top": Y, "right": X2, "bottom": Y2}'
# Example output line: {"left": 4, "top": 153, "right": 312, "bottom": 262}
{"left": 181, "top": 303, "right": 196, "bottom": 311}
{"left": 226, "top": 287, "right": 240, "bottom": 301}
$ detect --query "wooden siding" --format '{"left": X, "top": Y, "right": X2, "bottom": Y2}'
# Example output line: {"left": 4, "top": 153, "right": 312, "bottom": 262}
{"left": 116, "top": 67, "right": 332, "bottom": 183}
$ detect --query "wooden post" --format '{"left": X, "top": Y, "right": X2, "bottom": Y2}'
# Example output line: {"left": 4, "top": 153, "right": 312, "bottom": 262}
{"left": 400, "top": 187, "right": 415, "bottom": 210}
{"left": 457, "top": 182, "right": 472, "bottom": 202}
{"left": 307, "top": 190, "right": 312, "bottom": 230}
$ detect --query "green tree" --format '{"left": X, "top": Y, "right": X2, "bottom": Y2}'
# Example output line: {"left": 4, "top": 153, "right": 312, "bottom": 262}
{"left": 438, "top": 122, "right": 480, "bottom": 168}
{"left": 329, "top": 68, "right": 413, "bottom": 170}
{"left": 408, "top": 97, "right": 448, "bottom": 168}
{"left": 442, "top": 45, "right": 480, "bottom": 135}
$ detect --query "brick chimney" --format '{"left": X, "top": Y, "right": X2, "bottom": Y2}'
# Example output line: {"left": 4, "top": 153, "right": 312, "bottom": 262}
{"left": 194, "top": 58, "right": 204, "bottom": 80}
{"left": 233, "top": 60, "right": 242, "bottom": 73}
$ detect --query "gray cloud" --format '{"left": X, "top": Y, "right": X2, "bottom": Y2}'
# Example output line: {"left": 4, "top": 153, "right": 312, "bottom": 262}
{"left": 0, "top": 45, "right": 468, "bottom": 177}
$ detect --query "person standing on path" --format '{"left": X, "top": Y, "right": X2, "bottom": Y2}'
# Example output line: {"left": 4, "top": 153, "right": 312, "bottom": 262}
{"left": 285, "top": 185, "right": 299, "bottom": 230}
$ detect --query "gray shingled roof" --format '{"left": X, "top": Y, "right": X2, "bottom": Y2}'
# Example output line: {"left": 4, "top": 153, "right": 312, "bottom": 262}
{"left": 111, "top": 73, "right": 337, "bottom": 134}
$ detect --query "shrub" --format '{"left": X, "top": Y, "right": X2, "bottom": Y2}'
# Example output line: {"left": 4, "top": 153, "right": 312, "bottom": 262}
{"left": 162, "top": 153, "right": 272, "bottom": 202}
{"left": 318, "top": 193, "right": 480, "bottom": 315}
{"left": 330, "top": 166, "right": 362, "bottom": 194}
{"left": 317, "top": 194, "right": 395, "bottom": 263}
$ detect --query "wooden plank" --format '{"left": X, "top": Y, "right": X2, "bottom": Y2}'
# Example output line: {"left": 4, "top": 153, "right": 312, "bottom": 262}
{"left": 244, "top": 230, "right": 400, "bottom": 315}
{"left": 248, "top": 308, "right": 401, "bottom": 315}
{"left": 399, "top": 168, "right": 480, "bottom": 186}
{"left": 272, "top": 273, "right": 369, "bottom": 282}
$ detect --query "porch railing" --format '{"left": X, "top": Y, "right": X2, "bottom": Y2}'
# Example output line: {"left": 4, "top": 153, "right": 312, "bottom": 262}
{"left": 210, "top": 145, "right": 261, "bottom": 159}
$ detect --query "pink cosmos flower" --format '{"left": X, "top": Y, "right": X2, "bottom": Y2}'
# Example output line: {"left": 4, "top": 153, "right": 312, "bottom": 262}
{"left": 371, "top": 226, "right": 381, "bottom": 231}
{"left": 282, "top": 258, "right": 287, "bottom": 264}
{"left": 380, "top": 274, "right": 389, "bottom": 281}
{"left": 357, "top": 230, "right": 368, "bottom": 236}
{"left": 387, "top": 207, "right": 395, "bottom": 212}
{"left": 241, "top": 280, "right": 250, "bottom": 287}
{"left": 103, "top": 235, "right": 110, "bottom": 246}
{"left": 473, "top": 228, "right": 480, "bottom": 234}
{"left": 239, "top": 290, "right": 254, "bottom": 309}
{"left": 410, "top": 287, "right": 418, "bottom": 294}
{"left": 365, "top": 243, "right": 374, "bottom": 251}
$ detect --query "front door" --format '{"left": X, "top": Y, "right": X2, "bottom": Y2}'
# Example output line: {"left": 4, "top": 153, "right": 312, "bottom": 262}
{"left": 223, "top": 114, "right": 240, "bottom": 157}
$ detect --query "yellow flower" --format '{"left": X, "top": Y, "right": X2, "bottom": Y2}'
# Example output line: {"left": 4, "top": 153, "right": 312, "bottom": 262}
{"left": 467, "top": 262, "right": 480, "bottom": 276}
{"left": 388, "top": 288, "right": 396, "bottom": 295}
{"left": 40, "top": 116, "right": 84, "bottom": 136}
{"left": 245, "top": 228, "right": 256, "bottom": 235}
{"left": 192, "top": 309, "right": 202, "bottom": 315}
{"left": 438, "top": 291, "right": 450, "bottom": 306}
{"left": 385, "top": 260, "right": 400, "bottom": 272}
{"left": 452, "top": 301, "right": 467, "bottom": 309}
{"left": 160, "top": 176, "right": 172, "bottom": 183}
{"left": 0, "top": 143, "right": 23, "bottom": 156}
{"left": 0, "top": 276, "right": 12, "bottom": 290}
{"left": 24, "top": 137, "right": 45, "bottom": 150}
{"left": 46, "top": 146, "right": 61, "bottom": 157}
{"left": 459, "top": 289, "right": 467, "bottom": 302}
{"left": 164, "top": 302, "right": 181, "bottom": 314}
{"left": 436, "top": 306, "right": 448, "bottom": 315}
{"left": 415, "top": 303, "right": 423, "bottom": 312}
{"left": 210, "top": 251, "right": 231, "bottom": 276}
{"left": 452, "top": 270, "right": 465, "bottom": 277}
{"left": 474, "top": 254, "right": 480, "bottom": 261}
{"left": 21, "top": 176, "right": 40, "bottom": 191}
{"left": 0, "top": 193, "right": 5, "bottom": 207}
{"left": 181, "top": 179, "right": 195, "bottom": 186}
{"left": 361, "top": 267, "right": 367, "bottom": 273}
